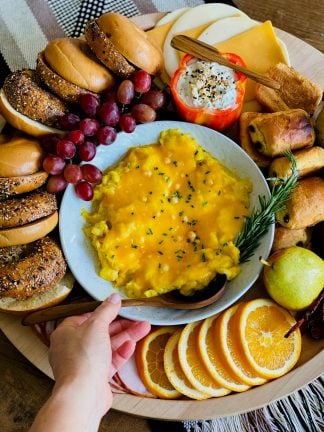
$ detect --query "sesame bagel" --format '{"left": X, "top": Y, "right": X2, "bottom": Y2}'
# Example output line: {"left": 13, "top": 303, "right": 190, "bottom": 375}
{"left": 85, "top": 19, "right": 135, "bottom": 78}
{"left": 0, "top": 236, "right": 66, "bottom": 299}
{"left": 0, "top": 190, "right": 57, "bottom": 229}
{"left": 0, "top": 271, "right": 74, "bottom": 314}
{"left": 0, "top": 211, "right": 58, "bottom": 247}
{"left": 2, "top": 70, "right": 68, "bottom": 128}
{"left": 0, "top": 89, "right": 64, "bottom": 137}
{"left": 0, "top": 171, "right": 48, "bottom": 199}
{"left": 85, "top": 13, "right": 163, "bottom": 77}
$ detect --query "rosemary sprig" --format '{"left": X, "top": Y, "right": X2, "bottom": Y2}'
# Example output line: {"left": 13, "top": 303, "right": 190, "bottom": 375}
{"left": 235, "top": 152, "right": 298, "bottom": 263}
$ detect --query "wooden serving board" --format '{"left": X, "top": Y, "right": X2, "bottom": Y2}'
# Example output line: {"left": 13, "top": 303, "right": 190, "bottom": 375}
{"left": 1, "top": 13, "right": 324, "bottom": 421}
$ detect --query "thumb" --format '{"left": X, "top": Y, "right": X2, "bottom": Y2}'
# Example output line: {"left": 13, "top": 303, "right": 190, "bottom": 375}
{"left": 89, "top": 293, "right": 121, "bottom": 328}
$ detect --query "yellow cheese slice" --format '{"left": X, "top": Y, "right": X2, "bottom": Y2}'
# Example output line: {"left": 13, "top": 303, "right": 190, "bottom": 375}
{"left": 147, "top": 21, "right": 174, "bottom": 50}
{"left": 215, "top": 21, "right": 288, "bottom": 101}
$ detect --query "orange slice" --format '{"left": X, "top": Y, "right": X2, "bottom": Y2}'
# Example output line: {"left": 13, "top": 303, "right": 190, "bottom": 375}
{"left": 214, "top": 304, "right": 267, "bottom": 386}
{"left": 135, "top": 326, "right": 181, "bottom": 399}
{"left": 178, "top": 321, "right": 231, "bottom": 397}
{"left": 199, "top": 315, "right": 250, "bottom": 392}
{"left": 164, "top": 329, "right": 209, "bottom": 400}
{"left": 232, "top": 298, "right": 302, "bottom": 379}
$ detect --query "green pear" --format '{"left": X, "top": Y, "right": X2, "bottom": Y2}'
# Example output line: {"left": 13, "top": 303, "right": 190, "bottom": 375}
{"left": 263, "top": 246, "right": 324, "bottom": 311}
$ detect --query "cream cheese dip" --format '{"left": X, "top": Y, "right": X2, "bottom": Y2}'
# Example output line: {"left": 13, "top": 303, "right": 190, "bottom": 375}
{"left": 176, "top": 60, "right": 237, "bottom": 110}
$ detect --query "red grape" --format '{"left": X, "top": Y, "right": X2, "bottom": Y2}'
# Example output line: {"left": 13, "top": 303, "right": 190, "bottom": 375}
{"left": 64, "top": 164, "right": 82, "bottom": 183}
{"left": 56, "top": 139, "right": 76, "bottom": 159}
{"left": 117, "top": 80, "right": 135, "bottom": 104}
{"left": 132, "top": 70, "right": 151, "bottom": 93}
{"left": 132, "top": 104, "right": 156, "bottom": 123}
{"left": 81, "top": 164, "right": 102, "bottom": 184}
{"left": 75, "top": 181, "right": 94, "bottom": 201}
{"left": 78, "top": 140, "right": 97, "bottom": 161}
{"left": 102, "top": 90, "right": 117, "bottom": 104}
{"left": 79, "top": 118, "right": 100, "bottom": 136}
{"left": 79, "top": 93, "right": 100, "bottom": 117}
{"left": 140, "top": 89, "right": 166, "bottom": 110}
{"left": 40, "top": 134, "right": 60, "bottom": 153}
{"left": 43, "top": 155, "right": 65, "bottom": 175}
{"left": 67, "top": 130, "right": 84, "bottom": 146}
{"left": 119, "top": 114, "right": 136, "bottom": 133}
{"left": 98, "top": 102, "right": 120, "bottom": 126}
{"left": 59, "top": 113, "right": 80, "bottom": 130}
{"left": 97, "top": 126, "right": 117, "bottom": 145}
{"left": 46, "top": 174, "right": 68, "bottom": 193}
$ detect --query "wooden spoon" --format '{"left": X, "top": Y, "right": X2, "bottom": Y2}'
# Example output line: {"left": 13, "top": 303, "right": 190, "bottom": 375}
{"left": 21, "top": 275, "right": 227, "bottom": 325}
{"left": 171, "top": 34, "right": 280, "bottom": 90}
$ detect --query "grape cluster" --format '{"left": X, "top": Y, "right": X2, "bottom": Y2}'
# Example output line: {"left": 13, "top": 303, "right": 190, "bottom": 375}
{"left": 41, "top": 70, "right": 166, "bottom": 200}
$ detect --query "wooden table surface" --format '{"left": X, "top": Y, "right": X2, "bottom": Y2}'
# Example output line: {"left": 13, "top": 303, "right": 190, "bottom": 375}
{"left": 0, "top": 1, "right": 323, "bottom": 431}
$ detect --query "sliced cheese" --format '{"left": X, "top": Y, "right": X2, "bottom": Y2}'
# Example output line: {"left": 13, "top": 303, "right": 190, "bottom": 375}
{"left": 215, "top": 21, "right": 288, "bottom": 101}
{"left": 199, "top": 16, "right": 257, "bottom": 45}
{"left": 163, "top": 3, "right": 248, "bottom": 78}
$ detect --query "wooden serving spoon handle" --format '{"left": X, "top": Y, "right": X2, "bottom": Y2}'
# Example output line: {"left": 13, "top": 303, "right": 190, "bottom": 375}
{"left": 21, "top": 297, "right": 179, "bottom": 326}
{"left": 171, "top": 34, "right": 280, "bottom": 90}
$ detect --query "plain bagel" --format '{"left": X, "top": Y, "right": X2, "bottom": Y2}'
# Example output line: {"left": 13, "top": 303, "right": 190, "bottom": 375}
{"left": 0, "top": 136, "right": 44, "bottom": 177}
{"left": 85, "top": 13, "right": 163, "bottom": 78}
{"left": 44, "top": 38, "right": 115, "bottom": 93}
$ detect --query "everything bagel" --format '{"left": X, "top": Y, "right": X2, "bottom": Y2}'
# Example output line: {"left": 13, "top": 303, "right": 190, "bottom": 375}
{"left": 0, "top": 236, "right": 67, "bottom": 299}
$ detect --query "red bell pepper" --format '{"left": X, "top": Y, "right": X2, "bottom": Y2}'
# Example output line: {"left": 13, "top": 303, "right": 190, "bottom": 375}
{"left": 170, "top": 53, "right": 247, "bottom": 131}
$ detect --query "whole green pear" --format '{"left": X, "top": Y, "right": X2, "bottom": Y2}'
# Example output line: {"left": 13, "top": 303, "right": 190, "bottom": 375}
{"left": 263, "top": 246, "right": 324, "bottom": 311}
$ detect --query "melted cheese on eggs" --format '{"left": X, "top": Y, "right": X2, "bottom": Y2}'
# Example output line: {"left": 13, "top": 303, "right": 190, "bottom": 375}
{"left": 83, "top": 129, "right": 251, "bottom": 298}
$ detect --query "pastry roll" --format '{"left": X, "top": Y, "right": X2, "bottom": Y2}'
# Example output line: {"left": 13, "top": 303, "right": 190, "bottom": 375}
{"left": 276, "top": 177, "right": 324, "bottom": 229}
{"left": 248, "top": 109, "right": 315, "bottom": 157}
{"left": 272, "top": 226, "right": 311, "bottom": 252}
{"left": 239, "top": 112, "right": 271, "bottom": 168}
{"left": 255, "top": 63, "right": 322, "bottom": 115}
{"left": 269, "top": 146, "right": 324, "bottom": 179}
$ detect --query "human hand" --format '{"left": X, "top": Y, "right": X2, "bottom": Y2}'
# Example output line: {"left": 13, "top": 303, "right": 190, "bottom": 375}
{"left": 49, "top": 293, "right": 151, "bottom": 416}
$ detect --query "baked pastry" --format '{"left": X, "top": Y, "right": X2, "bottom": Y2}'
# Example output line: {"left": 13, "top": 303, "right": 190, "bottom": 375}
{"left": 248, "top": 109, "right": 315, "bottom": 157}
{"left": 269, "top": 146, "right": 324, "bottom": 179}
{"left": 255, "top": 63, "right": 322, "bottom": 115}
{"left": 276, "top": 176, "right": 324, "bottom": 229}
{"left": 272, "top": 226, "right": 311, "bottom": 252}
{"left": 239, "top": 112, "right": 271, "bottom": 168}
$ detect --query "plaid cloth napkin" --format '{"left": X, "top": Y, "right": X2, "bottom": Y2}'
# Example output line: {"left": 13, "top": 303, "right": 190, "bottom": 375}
{"left": 0, "top": 1, "right": 323, "bottom": 431}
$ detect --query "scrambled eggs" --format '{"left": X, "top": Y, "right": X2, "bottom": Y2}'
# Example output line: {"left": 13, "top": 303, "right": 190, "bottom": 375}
{"left": 83, "top": 129, "right": 251, "bottom": 298}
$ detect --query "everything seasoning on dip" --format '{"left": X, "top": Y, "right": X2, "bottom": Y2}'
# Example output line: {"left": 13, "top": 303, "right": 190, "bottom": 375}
{"left": 83, "top": 129, "right": 251, "bottom": 299}
{"left": 177, "top": 60, "right": 237, "bottom": 110}
{"left": 170, "top": 54, "right": 247, "bottom": 131}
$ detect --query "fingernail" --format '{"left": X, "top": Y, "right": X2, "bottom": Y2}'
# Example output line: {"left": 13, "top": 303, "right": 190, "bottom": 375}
{"left": 108, "top": 292, "right": 121, "bottom": 304}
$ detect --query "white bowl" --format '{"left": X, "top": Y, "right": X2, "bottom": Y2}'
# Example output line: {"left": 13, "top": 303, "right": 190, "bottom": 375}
{"left": 59, "top": 120, "right": 274, "bottom": 325}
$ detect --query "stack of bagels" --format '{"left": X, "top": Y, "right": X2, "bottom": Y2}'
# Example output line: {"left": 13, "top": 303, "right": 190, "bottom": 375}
{"left": 0, "top": 12, "right": 163, "bottom": 137}
{"left": 0, "top": 13, "right": 164, "bottom": 315}
{"left": 0, "top": 133, "right": 74, "bottom": 314}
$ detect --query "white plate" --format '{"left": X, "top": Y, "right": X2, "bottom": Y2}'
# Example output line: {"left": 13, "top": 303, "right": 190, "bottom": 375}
{"left": 59, "top": 120, "right": 274, "bottom": 325}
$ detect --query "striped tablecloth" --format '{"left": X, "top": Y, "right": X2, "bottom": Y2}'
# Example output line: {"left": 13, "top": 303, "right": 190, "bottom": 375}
{"left": 0, "top": 1, "right": 323, "bottom": 431}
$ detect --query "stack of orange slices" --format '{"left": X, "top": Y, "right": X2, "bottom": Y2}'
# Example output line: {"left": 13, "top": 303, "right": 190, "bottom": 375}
{"left": 135, "top": 298, "right": 302, "bottom": 399}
